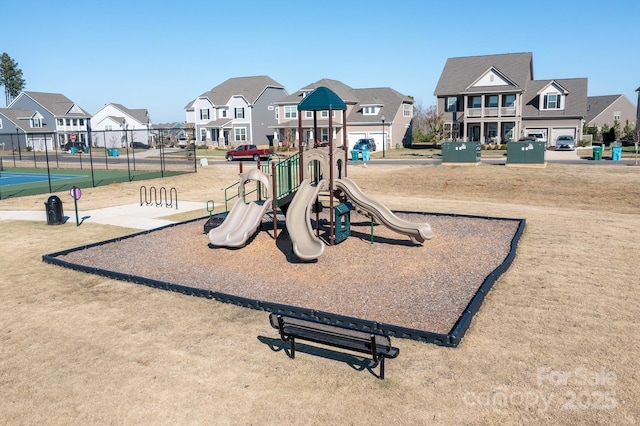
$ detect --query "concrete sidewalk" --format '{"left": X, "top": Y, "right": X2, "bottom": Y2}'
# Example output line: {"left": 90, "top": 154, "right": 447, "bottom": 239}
{"left": 0, "top": 201, "right": 208, "bottom": 230}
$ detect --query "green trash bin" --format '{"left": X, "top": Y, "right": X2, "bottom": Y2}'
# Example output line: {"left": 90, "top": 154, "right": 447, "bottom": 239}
{"left": 351, "top": 150, "right": 359, "bottom": 161}
{"left": 592, "top": 146, "right": 602, "bottom": 161}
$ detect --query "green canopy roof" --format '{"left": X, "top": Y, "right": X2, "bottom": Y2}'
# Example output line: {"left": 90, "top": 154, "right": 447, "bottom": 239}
{"left": 297, "top": 86, "right": 347, "bottom": 111}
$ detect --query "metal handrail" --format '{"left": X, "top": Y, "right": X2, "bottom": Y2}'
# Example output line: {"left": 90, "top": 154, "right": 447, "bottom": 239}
{"left": 222, "top": 152, "right": 305, "bottom": 212}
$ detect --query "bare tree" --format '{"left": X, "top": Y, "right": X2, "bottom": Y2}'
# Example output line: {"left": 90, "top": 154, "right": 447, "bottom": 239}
{"left": 412, "top": 101, "right": 444, "bottom": 144}
{"left": 0, "top": 53, "right": 26, "bottom": 106}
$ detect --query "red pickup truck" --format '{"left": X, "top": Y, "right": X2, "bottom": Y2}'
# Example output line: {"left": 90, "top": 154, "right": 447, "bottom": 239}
{"left": 225, "top": 144, "right": 274, "bottom": 161}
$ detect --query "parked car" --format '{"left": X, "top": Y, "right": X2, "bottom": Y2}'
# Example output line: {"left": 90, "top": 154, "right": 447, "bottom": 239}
{"left": 555, "top": 135, "right": 575, "bottom": 151}
{"left": 225, "top": 144, "right": 274, "bottom": 161}
{"left": 527, "top": 132, "right": 548, "bottom": 145}
{"left": 62, "top": 141, "right": 87, "bottom": 153}
{"left": 130, "top": 142, "right": 150, "bottom": 149}
{"left": 353, "top": 138, "right": 376, "bottom": 151}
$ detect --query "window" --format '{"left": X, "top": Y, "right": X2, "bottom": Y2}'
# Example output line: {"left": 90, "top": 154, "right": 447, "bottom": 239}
{"left": 363, "top": 106, "right": 377, "bottom": 115}
{"left": 31, "top": 118, "right": 42, "bottom": 128}
{"left": 79, "top": 119, "right": 84, "bottom": 126}
{"left": 502, "top": 94, "right": 516, "bottom": 107}
{"left": 234, "top": 127, "right": 247, "bottom": 142}
{"left": 321, "top": 128, "right": 329, "bottom": 142}
{"left": 403, "top": 104, "right": 411, "bottom": 117}
{"left": 57, "top": 118, "right": 63, "bottom": 126}
{"left": 221, "top": 109, "right": 227, "bottom": 118}
{"left": 284, "top": 106, "right": 297, "bottom": 119}
{"left": 0, "top": 118, "right": 2, "bottom": 129}
{"left": 200, "top": 128, "right": 207, "bottom": 141}
{"left": 105, "top": 125, "right": 112, "bottom": 131}
{"left": 72, "top": 119, "right": 78, "bottom": 126}
{"left": 614, "top": 111, "right": 621, "bottom": 120}
{"left": 445, "top": 97, "right": 457, "bottom": 112}
{"left": 321, "top": 110, "right": 328, "bottom": 118}
{"left": 66, "top": 119, "right": 71, "bottom": 126}
{"left": 469, "top": 96, "right": 482, "bottom": 108}
{"left": 275, "top": 108, "right": 278, "bottom": 120}
{"left": 543, "top": 94, "right": 561, "bottom": 109}
{"left": 235, "top": 108, "right": 244, "bottom": 119}
{"left": 486, "top": 95, "right": 498, "bottom": 108}
{"left": 305, "top": 111, "right": 313, "bottom": 119}
{"left": 200, "top": 109, "right": 210, "bottom": 120}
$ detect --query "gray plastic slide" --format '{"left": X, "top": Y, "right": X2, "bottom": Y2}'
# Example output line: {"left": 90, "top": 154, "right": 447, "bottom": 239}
{"left": 208, "top": 198, "right": 271, "bottom": 248}
{"left": 285, "top": 179, "right": 328, "bottom": 261}
{"left": 209, "top": 168, "right": 273, "bottom": 248}
{"left": 335, "top": 177, "right": 434, "bottom": 244}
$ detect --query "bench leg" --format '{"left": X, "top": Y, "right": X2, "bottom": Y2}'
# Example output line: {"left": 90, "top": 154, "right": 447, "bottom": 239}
{"left": 290, "top": 337, "right": 295, "bottom": 359}
{"left": 379, "top": 357, "right": 385, "bottom": 380}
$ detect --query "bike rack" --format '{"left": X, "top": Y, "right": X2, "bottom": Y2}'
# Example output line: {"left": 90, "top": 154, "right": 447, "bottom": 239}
{"left": 139, "top": 185, "right": 178, "bottom": 209}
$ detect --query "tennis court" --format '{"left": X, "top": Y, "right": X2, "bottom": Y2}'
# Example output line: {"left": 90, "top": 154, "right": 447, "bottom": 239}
{"left": 0, "top": 167, "right": 189, "bottom": 200}
{"left": 0, "top": 171, "right": 85, "bottom": 187}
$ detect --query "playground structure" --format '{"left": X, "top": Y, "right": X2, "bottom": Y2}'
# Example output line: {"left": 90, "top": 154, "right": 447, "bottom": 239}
{"left": 208, "top": 86, "right": 434, "bottom": 260}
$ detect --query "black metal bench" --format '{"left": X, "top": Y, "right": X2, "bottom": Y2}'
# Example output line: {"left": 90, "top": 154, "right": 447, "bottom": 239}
{"left": 269, "top": 313, "right": 399, "bottom": 379}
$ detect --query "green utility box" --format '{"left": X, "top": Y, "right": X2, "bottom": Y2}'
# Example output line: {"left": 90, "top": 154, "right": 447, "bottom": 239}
{"left": 592, "top": 145, "right": 603, "bottom": 161}
{"left": 506, "top": 141, "right": 546, "bottom": 166}
{"left": 441, "top": 142, "right": 481, "bottom": 164}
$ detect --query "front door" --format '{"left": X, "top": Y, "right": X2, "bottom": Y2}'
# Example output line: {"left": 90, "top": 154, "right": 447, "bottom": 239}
{"left": 470, "top": 125, "right": 481, "bottom": 142}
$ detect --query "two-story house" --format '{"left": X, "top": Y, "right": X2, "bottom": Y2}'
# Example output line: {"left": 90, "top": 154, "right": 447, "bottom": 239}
{"left": 434, "top": 52, "right": 587, "bottom": 147}
{"left": 92, "top": 103, "right": 152, "bottom": 148}
{"left": 585, "top": 95, "right": 636, "bottom": 140}
{"left": 184, "top": 76, "right": 287, "bottom": 147}
{"left": 273, "top": 78, "right": 413, "bottom": 150}
{"left": 8, "top": 91, "right": 91, "bottom": 150}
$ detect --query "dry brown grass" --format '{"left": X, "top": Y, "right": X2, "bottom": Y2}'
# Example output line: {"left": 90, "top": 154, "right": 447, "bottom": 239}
{"left": 1, "top": 161, "right": 639, "bottom": 424}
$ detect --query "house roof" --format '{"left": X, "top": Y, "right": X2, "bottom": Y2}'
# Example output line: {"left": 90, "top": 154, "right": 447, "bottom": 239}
{"left": 186, "top": 76, "right": 285, "bottom": 108}
{"left": 585, "top": 95, "right": 624, "bottom": 123}
{"left": 0, "top": 108, "right": 39, "bottom": 132}
{"left": 434, "top": 52, "right": 533, "bottom": 96}
{"left": 522, "top": 78, "right": 588, "bottom": 118}
{"left": 108, "top": 103, "right": 150, "bottom": 125}
{"left": 278, "top": 79, "right": 412, "bottom": 124}
{"left": 17, "top": 91, "right": 90, "bottom": 117}
{"left": 349, "top": 87, "right": 412, "bottom": 123}
{"left": 281, "top": 78, "right": 359, "bottom": 104}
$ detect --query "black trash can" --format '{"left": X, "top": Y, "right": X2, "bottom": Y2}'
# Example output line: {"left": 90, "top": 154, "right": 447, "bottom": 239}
{"left": 44, "top": 195, "right": 64, "bottom": 225}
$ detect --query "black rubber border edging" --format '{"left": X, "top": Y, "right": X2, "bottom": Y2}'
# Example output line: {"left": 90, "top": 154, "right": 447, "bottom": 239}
{"left": 42, "top": 211, "right": 525, "bottom": 348}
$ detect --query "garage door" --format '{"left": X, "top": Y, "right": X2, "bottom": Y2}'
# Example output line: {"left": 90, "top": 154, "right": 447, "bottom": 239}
{"left": 550, "top": 128, "right": 576, "bottom": 146}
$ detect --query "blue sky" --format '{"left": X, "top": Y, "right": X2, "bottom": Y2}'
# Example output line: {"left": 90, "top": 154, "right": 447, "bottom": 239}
{"left": 3, "top": 0, "right": 638, "bottom": 123}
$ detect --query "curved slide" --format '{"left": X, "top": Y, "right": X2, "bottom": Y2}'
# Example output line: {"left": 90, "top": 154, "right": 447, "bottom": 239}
{"left": 285, "top": 179, "right": 328, "bottom": 261}
{"left": 335, "top": 177, "right": 434, "bottom": 244}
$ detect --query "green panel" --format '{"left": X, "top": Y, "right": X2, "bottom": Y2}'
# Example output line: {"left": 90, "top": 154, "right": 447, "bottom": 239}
{"left": 508, "top": 141, "right": 546, "bottom": 164}
{"left": 442, "top": 142, "right": 481, "bottom": 162}
{"left": 527, "top": 142, "right": 546, "bottom": 163}
{"left": 507, "top": 142, "right": 525, "bottom": 163}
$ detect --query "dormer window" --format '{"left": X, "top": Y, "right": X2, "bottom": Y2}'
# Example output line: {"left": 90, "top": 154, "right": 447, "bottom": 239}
{"left": 31, "top": 118, "right": 42, "bottom": 128}
{"left": 362, "top": 106, "right": 378, "bottom": 115}
{"left": 544, "top": 94, "right": 561, "bottom": 109}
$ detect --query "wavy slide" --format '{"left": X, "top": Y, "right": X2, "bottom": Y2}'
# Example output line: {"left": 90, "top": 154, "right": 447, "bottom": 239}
{"left": 208, "top": 198, "right": 272, "bottom": 248}
{"left": 285, "top": 179, "right": 328, "bottom": 261}
{"left": 335, "top": 177, "right": 434, "bottom": 244}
